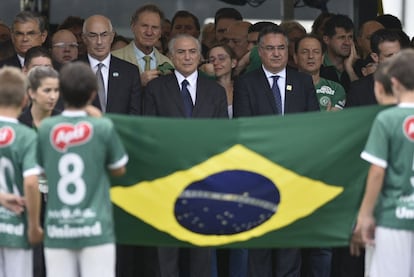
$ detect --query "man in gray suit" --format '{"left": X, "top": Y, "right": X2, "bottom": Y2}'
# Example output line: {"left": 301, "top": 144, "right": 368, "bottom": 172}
{"left": 80, "top": 15, "right": 141, "bottom": 115}
{"left": 144, "top": 34, "right": 227, "bottom": 276}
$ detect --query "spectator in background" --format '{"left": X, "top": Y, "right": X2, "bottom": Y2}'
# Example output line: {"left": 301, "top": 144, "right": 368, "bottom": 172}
{"left": 170, "top": 10, "right": 200, "bottom": 39}
{"left": 161, "top": 18, "right": 171, "bottom": 41}
{"left": 311, "top": 12, "right": 334, "bottom": 39}
{"left": 201, "top": 22, "right": 216, "bottom": 58}
{"left": 223, "top": 21, "right": 251, "bottom": 62}
{"left": 0, "top": 39, "right": 15, "bottom": 61}
{"left": 50, "top": 29, "right": 78, "bottom": 69}
{"left": 111, "top": 34, "right": 131, "bottom": 51}
{"left": 346, "top": 28, "right": 410, "bottom": 107}
{"left": 0, "top": 11, "right": 48, "bottom": 69}
{"left": 112, "top": 4, "right": 173, "bottom": 87}
{"left": 22, "top": 46, "right": 53, "bottom": 74}
{"left": 294, "top": 34, "right": 346, "bottom": 111}
{"left": 0, "top": 22, "right": 11, "bottom": 42}
{"left": 280, "top": 20, "right": 307, "bottom": 69}
{"left": 356, "top": 20, "right": 384, "bottom": 60}
{"left": 57, "top": 16, "right": 86, "bottom": 56}
{"left": 375, "top": 14, "right": 403, "bottom": 30}
{"left": 214, "top": 7, "right": 242, "bottom": 43}
{"left": 320, "top": 14, "right": 358, "bottom": 93}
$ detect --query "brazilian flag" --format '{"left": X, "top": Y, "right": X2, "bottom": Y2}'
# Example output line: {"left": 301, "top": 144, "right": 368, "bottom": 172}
{"left": 109, "top": 105, "right": 383, "bottom": 248}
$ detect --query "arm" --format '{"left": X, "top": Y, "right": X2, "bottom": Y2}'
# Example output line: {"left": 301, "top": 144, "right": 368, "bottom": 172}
{"left": 24, "top": 174, "right": 43, "bottom": 245}
{"left": 350, "top": 164, "right": 385, "bottom": 256}
{"left": 0, "top": 192, "right": 25, "bottom": 214}
{"left": 110, "top": 166, "right": 126, "bottom": 177}
{"left": 129, "top": 67, "right": 143, "bottom": 115}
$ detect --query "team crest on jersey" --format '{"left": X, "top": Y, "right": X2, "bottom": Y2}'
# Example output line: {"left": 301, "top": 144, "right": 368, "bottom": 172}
{"left": 51, "top": 122, "right": 93, "bottom": 152}
{"left": 403, "top": 116, "right": 414, "bottom": 141}
{"left": 0, "top": 127, "right": 15, "bottom": 148}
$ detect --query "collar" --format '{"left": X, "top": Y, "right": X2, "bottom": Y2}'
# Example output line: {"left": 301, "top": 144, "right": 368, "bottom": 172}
{"left": 0, "top": 115, "right": 18, "bottom": 123}
{"left": 323, "top": 53, "right": 334, "bottom": 67}
{"left": 175, "top": 70, "right": 198, "bottom": 87}
{"left": 398, "top": 103, "right": 414, "bottom": 108}
{"left": 17, "top": 54, "right": 24, "bottom": 67}
{"left": 133, "top": 44, "right": 155, "bottom": 60}
{"left": 88, "top": 54, "right": 111, "bottom": 69}
{"left": 62, "top": 110, "right": 88, "bottom": 117}
{"left": 262, "top": 66, "right": 286, "bottom": 80}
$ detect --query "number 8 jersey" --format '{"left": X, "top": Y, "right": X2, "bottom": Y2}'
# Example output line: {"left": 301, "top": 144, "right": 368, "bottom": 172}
{"left": 37, "top": 111, "right": 128, "bottom": 248}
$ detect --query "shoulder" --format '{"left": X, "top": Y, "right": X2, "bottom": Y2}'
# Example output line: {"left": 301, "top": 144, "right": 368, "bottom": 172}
{"left": 110, "top": 55, "right": 138, "bottom": 71}
{"left": 154, "top": 48, "right": 173, "bottom": 65}
{"left": 147, "top": 73, "right": 175, "bottom": 88}
{"left": 111, "top": 41, "right": 134, "bottom": 57}
{"left": 237, "top": 67, "right": 264, "bottom": 82}
{"left": 286, "top": 67, "right": 311, "bottom": 80}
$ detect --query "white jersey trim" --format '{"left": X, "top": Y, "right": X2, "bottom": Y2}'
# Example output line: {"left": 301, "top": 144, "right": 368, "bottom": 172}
{"left": 108, "top": 154, "right": 128, "bottom": 170}
{"left": 361, "top": 151, "right": 387, "bottom": 168}
{"left": 23, "top": 166, "right": 42, "bottom": 177}
{"left": 61, "top": 110, "right": 88, "bottom": 117}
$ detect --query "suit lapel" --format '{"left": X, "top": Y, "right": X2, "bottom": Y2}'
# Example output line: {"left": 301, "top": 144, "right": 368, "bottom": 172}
{"left": 284, "top": 68, "right": 297, "bottom": 114}
{"left": 259, "top": 68, "right": 278, "bottom": 114}
{"left": 167, "top": 74, "right": 187, "bottom": 116}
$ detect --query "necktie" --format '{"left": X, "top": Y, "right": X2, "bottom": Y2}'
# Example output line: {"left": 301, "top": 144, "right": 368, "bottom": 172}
{"left": 181, "top": 79, "right": 193, "bottom": 118}
{"left": 271, "top": 75, "right": 282, "bottom": 115}
{"left": 96, "top": 63, "right": 106, "bottom": 112}
{"left": 143, "top": 55, "right": 151, "bottom": 71}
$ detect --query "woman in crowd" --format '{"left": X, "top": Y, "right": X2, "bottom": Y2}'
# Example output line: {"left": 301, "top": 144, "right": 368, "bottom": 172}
{"left": 208, "top": 44, "right": 238, "bottom": 118}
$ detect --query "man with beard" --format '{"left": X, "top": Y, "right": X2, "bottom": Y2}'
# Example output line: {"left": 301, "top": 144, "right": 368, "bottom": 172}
{"left": 321, "top": 14, "right": 359, "bottom": 93}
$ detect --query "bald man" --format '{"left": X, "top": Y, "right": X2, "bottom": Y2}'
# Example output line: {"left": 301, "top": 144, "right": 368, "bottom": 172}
{"left": 79, "top": 14, "right": 141, "bottom": 115}
{"left": 51, "top": 29, "right": 78, "bottom": 68}
{"left": 357, "top": 20, "right": 384, "bottom": 59}
{"left": 223, "top": 21, "right": 251, "bottom": 61}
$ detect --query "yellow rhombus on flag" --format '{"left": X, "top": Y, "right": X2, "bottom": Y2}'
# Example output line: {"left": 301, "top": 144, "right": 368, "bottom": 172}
{"left": 111, "top": 144, "right": 343, "bottom": 246}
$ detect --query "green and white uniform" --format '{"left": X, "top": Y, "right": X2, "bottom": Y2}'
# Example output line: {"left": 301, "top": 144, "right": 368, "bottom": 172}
{"left": 361, "top": 103, "right": 414, "bottom": 230}
{"left": 37, "top": 111, "right": 128, "bottom": 249}
{"left": 0, "top": 116, "right": 39, "bottom": 249}
{"left": 315, "top": 78, "right": 346, "bottom": 111}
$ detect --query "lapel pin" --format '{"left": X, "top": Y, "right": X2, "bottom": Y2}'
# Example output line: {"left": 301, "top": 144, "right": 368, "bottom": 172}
{"left": 113, "top": 72, "right": 119, "bottom": 77}
{"left": 286, "top": 85, "right": 292, "bottom": 91}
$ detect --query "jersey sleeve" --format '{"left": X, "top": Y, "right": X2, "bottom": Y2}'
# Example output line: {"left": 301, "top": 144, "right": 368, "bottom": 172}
{"left": 22, "top": 129, "right": 41, "bottom": 177}
{"left": 360, "top": 114, "right": 388, "bottom": 168}
{"left": 106, "top": 120, "right": 128, "bottom": 170}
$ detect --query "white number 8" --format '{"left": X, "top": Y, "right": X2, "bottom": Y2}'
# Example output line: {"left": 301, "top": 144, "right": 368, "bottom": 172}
{"left": 57, "top": 153, "right": 86, "bottom": 205}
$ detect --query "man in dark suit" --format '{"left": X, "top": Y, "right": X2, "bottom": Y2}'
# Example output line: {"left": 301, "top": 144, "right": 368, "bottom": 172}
{"left": 346, "top": 28, "right": 410, "bottom": 107}
{"left": 0, "top": 11, "right": 47, "bottom": 69}
{"left": 233, "top": 24, "right": 319, "bottom": 277}
{"left": 144, "top": 34, "right": 228, "bottom": 277}
{"left": 80, "top": 15, "right": 141, "bottom": 115}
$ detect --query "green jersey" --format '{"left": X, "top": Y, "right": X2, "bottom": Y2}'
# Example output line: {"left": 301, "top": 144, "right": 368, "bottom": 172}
{"left": 0, "top": 116, "right": 39, "bottom": 248}
{"left": 37, "top": 111, "right": 128, "bottom": 248}
{"left": 315, "top": 78, "right": 346, "bottom": 111}
{"left": 361, "top": 103, "right": 414, "bottom": 230}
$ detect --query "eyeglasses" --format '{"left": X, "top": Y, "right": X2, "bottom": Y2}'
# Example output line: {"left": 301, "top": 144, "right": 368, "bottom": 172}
{"left": 52, "top": 42, "right": 79, "bottom": 49}
{"left": 84, "top": 31, "right": 113, "bottom": 41}
{"left": 13, "top": 31, "right": 41, "bottom": 39}
{"left": 208, "top": 54, "right": 229, "bottom": 63}
{"left": 260, "top": 45, "right": 286, "bottom": 52}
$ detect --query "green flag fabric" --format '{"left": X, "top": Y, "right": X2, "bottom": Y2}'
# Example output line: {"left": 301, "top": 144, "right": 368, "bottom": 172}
{"left": 109, "top": 105, "right": 383, "bottom": 248}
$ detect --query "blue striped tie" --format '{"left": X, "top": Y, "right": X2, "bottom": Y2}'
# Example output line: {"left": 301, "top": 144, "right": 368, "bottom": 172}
{"left": 271, "top": 75, "right": 282, "bottom": 114}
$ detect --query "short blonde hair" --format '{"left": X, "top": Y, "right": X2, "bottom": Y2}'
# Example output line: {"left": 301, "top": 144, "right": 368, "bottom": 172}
{"left": 0, "top": 66, "right": 28, "bottom": 107}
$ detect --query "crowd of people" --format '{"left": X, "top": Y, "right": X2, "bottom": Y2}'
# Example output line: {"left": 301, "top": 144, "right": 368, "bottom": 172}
{"left": 0, "top": 3, "right": 414, "bottom": 277}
